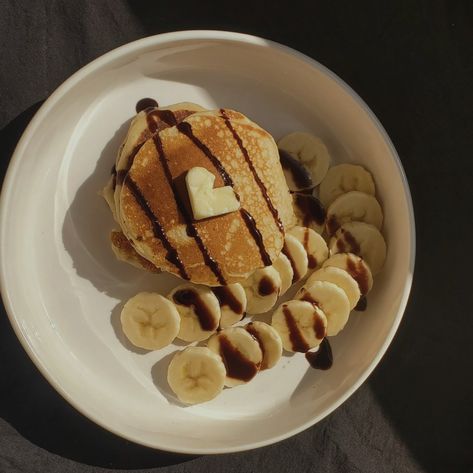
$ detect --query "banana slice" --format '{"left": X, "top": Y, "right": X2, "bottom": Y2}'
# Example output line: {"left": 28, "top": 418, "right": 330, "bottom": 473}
{"left": 120, "top": 292, "right": 180, "bottom": 350}
{"left": 292, "top": 193, "right": 326, "bottom": 234}
{"left": 272, "top": 253, "right": 294, "bottom": 296}
{"left": 322, "top": 252, "right": 373, "bottom": 295}
{"left": 168, "top": 284, "right": 221, "bottom": 342}
{"left": 242, "top": 266, "right": 282, "bottom": 314}
{"left": 278, "top": 132, "right": 331, "bottom": 186}
{"left": 329, "top": 222, "right": 387, "bottom": 275}
{"left": 167, "top": 346, "right": 226, "bottom": 404}
{"left": 288, "top": 226, "right": 328, "bottom": 271}
{"left": 326, "top": 191, "right": 383, "bottom": 235}
{"left": 245, "top": 321, "right": 283, "bottom": 369}
{"left": 272, "top": 300, "right": 327, "bottom": 352}
{"left": 296, "top": 281, "right": 350, "bottom": 336}
{"left": 208, "top": 327, "right": 263, "bottom": 386}
{"left": 319, "top": 164, "right": 375, "bottom": 207}
{"left": 307, "top": 267, "right": 361, "bottom": 310}
{"left": 282, "top": 234, "right": 308, "bottom": 284}
{"left": 211, "top": 283, "right": 247, "bottom": 329}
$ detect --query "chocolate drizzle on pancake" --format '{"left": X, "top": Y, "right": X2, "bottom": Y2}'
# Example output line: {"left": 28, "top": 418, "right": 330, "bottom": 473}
{"left": 146, "top": 109, "right": 177, "bottom": 132}
{"left": 152, "top": 133, "right": 227, "bottom": 285}
{"left": 240, "top": 209, "right": 272, "bottom": 266}
{"left": 177, "top": 119, "right": 273, "bottom": 267}
{"left": 220, "top": 109, "right": 285, "bottom": 234}
{"left": 177, "top": 121, "right": 234, "bottom": 186}
{"left": 124, "top": 177, "right": 189, "bottom": 279}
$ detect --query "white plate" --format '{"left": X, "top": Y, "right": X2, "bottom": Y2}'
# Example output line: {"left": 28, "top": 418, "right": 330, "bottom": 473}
{"left": 0, "top": 31, "right": 415, "bottom": 454}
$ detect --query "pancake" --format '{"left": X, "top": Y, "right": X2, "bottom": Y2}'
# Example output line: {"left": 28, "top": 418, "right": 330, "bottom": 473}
{"left": 119, "top": 108, "right": 295, "bottom": 285}
{"left": 102, "top": 102, "right": 207, "bottom": 272}
{"left": 102, "top": 102, "right": 207, "bottom": 223}
{"left": 110, "top": 230, "right": 160, "bottom": 273}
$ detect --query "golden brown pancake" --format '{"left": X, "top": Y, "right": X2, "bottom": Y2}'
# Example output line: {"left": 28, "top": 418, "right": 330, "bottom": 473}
{"left": 119, "top": 109, "right": 295, "bottom": 285}
{"left": 102, "top": 103, "right": 207, "bottom": 271}
{"left": 110, "top": 230, "right": 160, "bottom": 273}
{"left": 112, "top": 103, "right": 207, "bottom": 223}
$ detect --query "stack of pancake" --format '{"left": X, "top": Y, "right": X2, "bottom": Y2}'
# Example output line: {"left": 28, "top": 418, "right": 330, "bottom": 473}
{"left": 103, "top": 102, "right": 294, "bottom": 286}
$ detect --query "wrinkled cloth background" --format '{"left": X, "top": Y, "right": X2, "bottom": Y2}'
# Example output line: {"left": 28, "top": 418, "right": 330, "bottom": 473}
{"left": 1, "top": 1, "right": 472, "bottom": 472}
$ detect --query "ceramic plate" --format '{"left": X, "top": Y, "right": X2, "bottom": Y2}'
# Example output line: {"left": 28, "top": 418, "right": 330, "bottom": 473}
{"left": 0, "top": 31, "right": 415, "bottom": 453}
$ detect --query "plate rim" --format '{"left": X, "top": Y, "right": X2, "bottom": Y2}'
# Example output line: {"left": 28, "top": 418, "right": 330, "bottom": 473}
{"left": 0, "top": 30, "right": 416, "bottom": 454}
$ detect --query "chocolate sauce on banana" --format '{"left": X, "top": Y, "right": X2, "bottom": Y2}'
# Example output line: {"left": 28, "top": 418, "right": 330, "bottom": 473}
{"left": 245, "top": 323, "right": 267, "bottom": 369}
{"left": 173, "top": 289, "right": 217, "bottom": 331}
{"left": 354, "top": 295, "right": 367, "bottom": 311}
{"left": 283, "top": 305, "right": 310, "bottom": 353}
{"left": 124, "top": 177, "right": 189, "bottom": 279}
{"left": 258, "top": 276, "right": 277, "bottom": 296}
{"left": 152, "top": 134, "right": 226, "bottom": 285}
{"left": 240, "top": 209, "right": 272, "bottom": 266}
{"left": 336, "top": 229, "right": 361, "bottom": 255}
{"left": 135, "top": 98, "right": 159, "bottom": 113}
{"left": 346, "top": 256, "right": 370, "bottom": 295}
{"left": 299, "top": 291, "right": 319, "bottom": 307}
{"left": 218, "top": 334, "right": 259, "bottom": 382}
{"left": 211, "top": 286, "right": 244, "bottom": 315}
{"left": 279, "top": 149, "right": 313, "bottom": 190}
{"left": 221, "top": 109, "right": 284, "bottom": 234}
{"left": 282, "top": 242, "right": 301, "bottom": 283}
{"left": 303, "top": 227, "right": 318, "bottom": 269}
{"left": 305, "top": 339, "right": 332, "bottom": 370}
{"left": 293, "top": 193, "right": 326, "bottom": 228}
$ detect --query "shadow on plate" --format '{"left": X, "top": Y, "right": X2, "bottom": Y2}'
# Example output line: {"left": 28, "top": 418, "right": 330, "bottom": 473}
{"left": 151, "top": 352, "right": 189, "bottom": 408}
{"left": 0, "top": 105, "right": 197, "bottom": 468}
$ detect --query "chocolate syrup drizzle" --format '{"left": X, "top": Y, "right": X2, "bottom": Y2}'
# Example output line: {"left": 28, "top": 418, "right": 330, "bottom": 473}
{"left": 219, "top": 334, "right": 259, "bottom": 382}
{"left": 246, "top": 323, "right": 267, "bottom": 369}
{"left": 220, "top": 109, "right": 284, "bottom": 234}
{"left": 124, "top": 177, "right": 189, "bottom": 279}
{"left": 177, "top": 119, "right": 272, "bottom": 267}
{"left": 135, "top": 98, "right": 159, "bottom": 113}
{"left": 211, "top": 286, "right": 244, "bottom": 315}
{"left": 282, "top": 242, "right": 301, "bottom": 283}
{"left": 152, "top": 133, "right": 227, "bottom": 285}
{"left": 173, "top": 289, "right": 216, "bottom": 331}
{"left": 306, "top": 339, "right": 333, "bottom": 370}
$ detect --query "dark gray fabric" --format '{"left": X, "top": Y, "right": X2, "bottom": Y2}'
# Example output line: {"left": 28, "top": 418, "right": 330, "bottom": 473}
{"left": 1, "top": 1, "right": 472, "bottom": 472}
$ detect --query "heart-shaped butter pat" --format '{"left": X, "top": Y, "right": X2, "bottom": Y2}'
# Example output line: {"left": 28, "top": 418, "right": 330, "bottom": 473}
{"left": 186, "top": 167, "right": 240, "bottom": 220}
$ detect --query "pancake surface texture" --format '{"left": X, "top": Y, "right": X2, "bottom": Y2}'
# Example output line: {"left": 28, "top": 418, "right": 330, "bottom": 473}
{"left": 119, "top": 108, "right": 294, "bottom": 285}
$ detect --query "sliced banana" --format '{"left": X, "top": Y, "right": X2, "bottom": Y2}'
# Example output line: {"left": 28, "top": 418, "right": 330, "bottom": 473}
{"left": 329, "top": 221, "right": 387, "bottom": 275}
{"left": 167, "top": 346, "right": 226, "bottom": 404}
{"left": 272, "top": 300, "right": 327, "bottom": 352}
{"left": 278, "top": 132, "right": 331, "bottom": 186}
{"left": 307, "top": 267, "right": 361, "bottom": 310}
{"left": 168, "top": 284, "right": 221, "bottom": 342}
{"left": 272, "top": 253, "right": 294, "bottom": 296}
{"left": 322, "top": 252, "right": 373, "bottom": 295}
{"left": 282, "top": 234, "right": 308, "bottom": 284}
{"left": 208, "top": 327, "right": 262, "bottom": 387}
{"left": 288, "top": 226, "right": 329, "bottom": 271}
{"left": 211, "top": 283, "right": 247, "bottom": 329}
{"left": 245, "top": 321, "right": 283, "bottom": 370}
{"left": 120, "top": 292, "right": 180, "bottom": 350}
{"left": 319, "top": 164, "right": 375, "bottom": 207}
{"left": 296, "top": 281, "right": 350, "bottom": 336}
{"left": 242, "top": 266, "right": 282, "bottom": 314}
{"left": 292, "top": 193, "right": 326, "bottom": 234}
{"left": 326, "top": 191, "right": 383, "bottom": 235}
